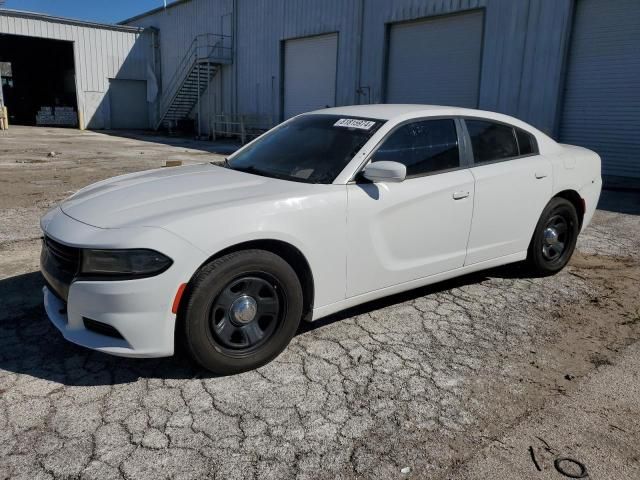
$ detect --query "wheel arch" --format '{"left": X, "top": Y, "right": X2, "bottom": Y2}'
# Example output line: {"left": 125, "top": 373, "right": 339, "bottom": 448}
{"left": 553, "top": 189, "right": 585, "bottom": 228}
{"left": 181, "top": 239, "right": 315, "bottom": 324}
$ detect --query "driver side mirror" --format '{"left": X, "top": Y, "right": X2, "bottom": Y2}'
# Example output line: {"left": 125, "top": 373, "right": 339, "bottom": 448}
{"left": 362, "top": 161, "right": 407, "bottom": 183}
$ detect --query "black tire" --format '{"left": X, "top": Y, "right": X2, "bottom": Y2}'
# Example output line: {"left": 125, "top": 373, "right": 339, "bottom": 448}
{"left": 183, "top": 249, "right": 303, "bottom": 374}
{"left": 527, "top": 197, "right": 579, "bottom": 276}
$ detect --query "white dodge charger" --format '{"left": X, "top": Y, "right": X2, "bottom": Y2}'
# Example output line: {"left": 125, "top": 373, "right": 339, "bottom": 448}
{"left": 40, "top": 105, "right": 602, "bottom": 373}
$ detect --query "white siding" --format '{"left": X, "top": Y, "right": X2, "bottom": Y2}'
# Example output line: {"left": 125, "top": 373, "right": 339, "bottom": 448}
{"left": 0, "top": 11, "right": 153, "bottom": 129}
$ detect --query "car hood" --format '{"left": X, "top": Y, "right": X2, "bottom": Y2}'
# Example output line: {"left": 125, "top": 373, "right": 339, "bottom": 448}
{"left": 60, "top": 163, "right": 311, "bottom": 229}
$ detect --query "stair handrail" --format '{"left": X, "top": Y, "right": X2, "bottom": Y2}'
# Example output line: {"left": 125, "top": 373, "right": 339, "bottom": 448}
{"left": 157, "top": 33, "right": 233, "bottom": 128}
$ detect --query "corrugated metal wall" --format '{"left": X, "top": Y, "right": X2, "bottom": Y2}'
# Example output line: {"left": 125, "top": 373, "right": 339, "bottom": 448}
{"left": 127, "top": 0, "right": 234, "bottom": 129}
{"left": 126, "top": 0, "right": 573, "bottom": 135}
{"left": 0, "top": 11, "right": 153, "bottom": 129}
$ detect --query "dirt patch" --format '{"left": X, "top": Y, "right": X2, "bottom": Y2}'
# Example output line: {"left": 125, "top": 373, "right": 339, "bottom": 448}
{"left": 0, "top": 126, "right": 225, "bottom": 244}
{"left": 441, "top": 251, "right": 640, "bottom": 476}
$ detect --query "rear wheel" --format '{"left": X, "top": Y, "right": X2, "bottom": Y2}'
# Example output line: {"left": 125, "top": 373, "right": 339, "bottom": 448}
{"left": 527, "top": 197, "right": 579, "bottom": 276}
{"left": 183, "top": 249, "right": 303, "bottom": 374}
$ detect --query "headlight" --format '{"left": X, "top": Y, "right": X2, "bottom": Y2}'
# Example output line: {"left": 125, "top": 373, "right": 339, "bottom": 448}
{"left": 80, "top": 249, "right": 173, "bottom": 279}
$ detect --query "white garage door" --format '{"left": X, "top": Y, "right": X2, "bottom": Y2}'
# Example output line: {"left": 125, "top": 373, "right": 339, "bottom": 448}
{"left": 283, "top": 33, "right": 338, "bottom": 119}
{"left": 559, "top": 0, "right": 640, "bottom": 178}
{"left": 108, "top": 79, "right": 149, "bottom": 129}
{"left": 386, "top": 10, "right": 484, "bottom": 107}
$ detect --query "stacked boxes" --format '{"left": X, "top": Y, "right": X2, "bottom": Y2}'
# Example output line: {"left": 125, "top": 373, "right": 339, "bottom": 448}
{"left": 36, "top": 106, "right": 78, "bottom": 126}
{"left": 35, "top": 106, "right": 54, "bottom": 125}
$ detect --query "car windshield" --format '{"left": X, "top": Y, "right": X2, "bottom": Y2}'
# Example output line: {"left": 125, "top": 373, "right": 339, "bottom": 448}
{"left": 227, "top": 114, "right": 385, "bottom": 184}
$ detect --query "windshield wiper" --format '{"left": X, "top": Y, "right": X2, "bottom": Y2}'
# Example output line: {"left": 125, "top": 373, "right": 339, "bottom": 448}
{"left": 233, "top": 165, "right": 304, "bottom": 183}
{"left": 210, "top": 158, "right": 232, "bottom": 168}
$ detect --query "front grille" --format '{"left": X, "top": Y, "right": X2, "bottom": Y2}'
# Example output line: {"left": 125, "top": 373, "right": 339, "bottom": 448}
{"left": 41, "top": 236, "right": 81, "bottom": 301}
{"left": 44, "top": 236, "right": 81, "bottom": 275}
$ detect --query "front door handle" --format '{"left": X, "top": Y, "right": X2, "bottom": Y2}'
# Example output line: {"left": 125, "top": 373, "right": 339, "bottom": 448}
{"left": 535, "top": 171, "right": 548, "bottom": 179}
{"left": 452, "top": 191, "right": 470, "bottom": 200}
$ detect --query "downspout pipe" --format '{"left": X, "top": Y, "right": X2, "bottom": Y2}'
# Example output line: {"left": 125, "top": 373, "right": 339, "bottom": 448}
{"left": 355, "top": 0, "right": 365, "bottom": 105}
{"left": 233, "top": 0, "right": 238, "bottom": 116}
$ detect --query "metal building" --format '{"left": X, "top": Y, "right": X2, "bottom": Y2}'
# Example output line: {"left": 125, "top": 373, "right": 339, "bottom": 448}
{"left": 0, "top": 9, "right": 156, "bottom": 129}
{"left": 1, "top": 1, "right": 638, "bottom": 178}
{"left": 121, "top": 0, "right": 640, "bottom": 178}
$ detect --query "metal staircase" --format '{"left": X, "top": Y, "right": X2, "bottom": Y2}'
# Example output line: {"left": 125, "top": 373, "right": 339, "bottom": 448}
{"left": 156, "top": 33, "right": 232, "bottom": 130}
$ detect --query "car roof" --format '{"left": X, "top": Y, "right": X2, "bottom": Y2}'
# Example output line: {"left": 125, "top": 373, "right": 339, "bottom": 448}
{"left": 309, "top": 104, "right": 449, "bottom": 120}
{"left": 309, "top": 103, "right": 549, "bottom": 127}
{"left": 306, "top": 104, "right": 561, "bottom": 152}
{"left": 312, "top": 104, "right": 453, "bottom": 120}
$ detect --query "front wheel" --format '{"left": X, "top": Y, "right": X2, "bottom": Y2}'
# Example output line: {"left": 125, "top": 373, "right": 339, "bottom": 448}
{"left": 183, "top": 249, "right": 303, "bottom": 374}
{"left": 527, "top": 197, "right": 580, "bottom": 276}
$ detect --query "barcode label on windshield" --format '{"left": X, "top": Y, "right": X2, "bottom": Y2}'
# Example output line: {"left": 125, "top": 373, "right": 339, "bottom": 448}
{"left": 334, "top": 118, "right": 376, "bottom": 130}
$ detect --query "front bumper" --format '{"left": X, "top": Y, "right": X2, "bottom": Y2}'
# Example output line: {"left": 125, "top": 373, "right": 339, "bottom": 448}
{"left": 43, "top": 278, "right": 176, "bottom": 358}
{"left": 40, "top": 208, "right": 206, "bottom": 358}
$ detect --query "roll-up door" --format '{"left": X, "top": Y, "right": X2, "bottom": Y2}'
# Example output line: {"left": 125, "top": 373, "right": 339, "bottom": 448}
{"left": 386, "top": 10, "right": 484, "bottom": 107}
{"left": 108, "top": 79, "right": 149, "bottom": 129}
{"left": 283, "top": 33, "right": 338, "bottom": 119}
{"left": 560, "top": 0, "right": 640, "bottom": 178}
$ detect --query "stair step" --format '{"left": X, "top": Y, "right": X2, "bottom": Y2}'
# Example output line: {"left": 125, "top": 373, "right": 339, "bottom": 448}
{"left": 168, "top": 104, "right": 195, "bottom": 109}
{"left": 156, "top": 49, "right": 226, "bottom": 129}
{"left": 171, "top": 102, "right": 197, "bottom": 107}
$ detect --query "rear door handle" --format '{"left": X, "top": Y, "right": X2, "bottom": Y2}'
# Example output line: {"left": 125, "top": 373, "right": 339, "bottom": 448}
{"left": 535, "top": 171, "right": 548, "bottom": 179}
{"left": 452, "top": 191, "right": 470, "bottom": 200}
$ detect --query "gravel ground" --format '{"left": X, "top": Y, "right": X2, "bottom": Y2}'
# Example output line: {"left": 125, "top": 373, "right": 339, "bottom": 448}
{"left": 1, "top": 126, "right": 639, "bottom": 479}
{"left": 0, "top": 126, "right": 226, "bottom": 244}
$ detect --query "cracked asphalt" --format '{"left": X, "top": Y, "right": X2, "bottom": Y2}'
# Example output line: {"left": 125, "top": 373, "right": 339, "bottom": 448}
{"left": 1, "top": 127, "right": 640, "bottom": 479}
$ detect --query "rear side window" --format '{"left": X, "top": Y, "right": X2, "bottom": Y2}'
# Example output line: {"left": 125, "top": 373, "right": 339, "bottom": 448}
{"left": 371, "top": 119, "right": 459, "bottom": 177}
{"left": 515, "top": 127, "right": 538, "bottom": 156}
{"left": 466, "top": 120, "right": 519, "bottom": 164}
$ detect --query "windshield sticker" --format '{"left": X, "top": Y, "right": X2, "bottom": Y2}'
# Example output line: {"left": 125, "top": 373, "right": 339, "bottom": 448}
{"left": 333, "top": 118, "right": 377, "bottom": 130}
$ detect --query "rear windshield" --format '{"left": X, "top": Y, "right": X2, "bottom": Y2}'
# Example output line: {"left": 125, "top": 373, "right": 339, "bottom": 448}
{"left": 228, "top": 114, "right": 384, "bottom": 184}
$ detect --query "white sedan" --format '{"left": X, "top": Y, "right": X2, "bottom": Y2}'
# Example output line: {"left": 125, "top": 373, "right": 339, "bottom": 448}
{"left": 40, "top": 105, "right": 602, "bottom": 373}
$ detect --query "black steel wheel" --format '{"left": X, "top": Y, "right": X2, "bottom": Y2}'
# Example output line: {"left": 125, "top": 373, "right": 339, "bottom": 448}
{"left": 527, "top": 197, "right": 579, "bottom": 276}
{"left": 183, "top": 249, "right": 303, "bottom": 374}
{"left": 541, "top": 214, "right": 570, "bottom": 262}
{"left": 209, "top": 274, "right": 283, "bottom": 355}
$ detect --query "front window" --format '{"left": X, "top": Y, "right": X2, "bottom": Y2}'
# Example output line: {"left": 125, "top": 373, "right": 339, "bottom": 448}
{"left": 228, "top": 114, "right": 384, "bottom": 184}
{"left": 371, "top": 119, "right": 460, "bottom": 177}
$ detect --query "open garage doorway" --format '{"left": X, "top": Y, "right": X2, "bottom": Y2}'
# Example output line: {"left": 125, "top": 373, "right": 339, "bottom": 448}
{"left": 0, "top": 33, "right": 78, "bottom": 127}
